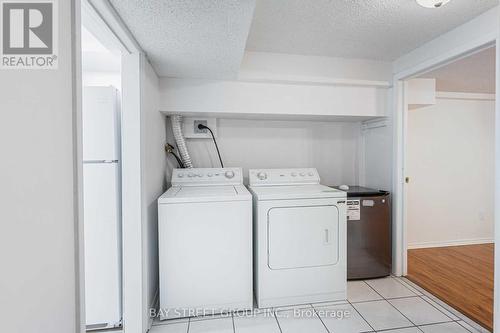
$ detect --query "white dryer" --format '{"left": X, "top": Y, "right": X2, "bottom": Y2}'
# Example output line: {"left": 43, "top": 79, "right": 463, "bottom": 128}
{"left": 158, "top": 168, "right": 253, "bottom": 319}
{"left": 248, "top": 168, "right": 347, "bottom": 308}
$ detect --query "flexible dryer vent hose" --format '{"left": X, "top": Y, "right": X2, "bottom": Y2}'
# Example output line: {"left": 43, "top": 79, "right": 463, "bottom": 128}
{"left": 171, "top": 115, "right": 193, "bottom": 168}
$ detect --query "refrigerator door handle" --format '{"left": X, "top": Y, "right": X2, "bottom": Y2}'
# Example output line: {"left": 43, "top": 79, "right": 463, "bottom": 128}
{"left": 83, "top": 160, "right": 119, "bottom": 164}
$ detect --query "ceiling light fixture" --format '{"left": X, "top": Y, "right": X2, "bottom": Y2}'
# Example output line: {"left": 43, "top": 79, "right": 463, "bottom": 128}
{"left": 416, "top": 0, "right": 451, "bottom": 8}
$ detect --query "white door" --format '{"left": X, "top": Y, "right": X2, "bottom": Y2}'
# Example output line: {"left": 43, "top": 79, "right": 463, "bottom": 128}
{"left": 268, "top": 205, "right": 339, "bottom": 269}
{"left": 83, "top": 162, "right": 122, "bottom": 328}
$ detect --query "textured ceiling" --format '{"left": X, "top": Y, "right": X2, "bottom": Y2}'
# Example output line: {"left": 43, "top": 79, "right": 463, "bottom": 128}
{"left": 109, "top": 0, "right": 255, "bottom": 79}
{"left": 246, "top": 0, "right": 498, "bottom": 61}
{"left": 420, "top": 47, "right": 495, "bottom": 94}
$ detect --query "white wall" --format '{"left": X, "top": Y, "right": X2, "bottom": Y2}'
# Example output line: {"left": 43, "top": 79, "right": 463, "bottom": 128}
{"left": 83, "top": 71, "right": 121, "bottom": 91}
{"left": 407, "top": 97, "right": 495, "bottom": 248}
{"left": 361, "top": 118, "right": 393, "bottom": 192}
{"left": 165, "top": 118, "right": 362, "bottom": 186}
{"left": 140, "top": 58, "right": 166, "bottom": 329}
{"left": 241, "top": 51, "right": 392, "bottom": 82}
{"left": 0, "top": 0, "right": 80, "bottom": 332}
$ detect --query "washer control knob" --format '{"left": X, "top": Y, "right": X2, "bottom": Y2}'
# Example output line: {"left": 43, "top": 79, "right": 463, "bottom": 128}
{"left": 207, "top": 173, "right": 213, "bottom": 177}
{"left": 197, "top": 173, "right": 203, "bottom": 177}
{"left": 257, "top": 172, "right": 267, "bottom": 180}
{"left": 299, "top": 172, "right": 306, "bottom": 176}
{"left": 188, "top": 172, "right": 194, "bottom": 178}
{"left": 225, "top": 170, "right": 235, "bottom": 179}
{"left": 291, "top": 172, "right": 297, "bottom": 177}
{"left": 308, "top": 172, "right": 314, "bottom": 176}
{"left": 178, "top": 173, "right": 184, "bottom": 178}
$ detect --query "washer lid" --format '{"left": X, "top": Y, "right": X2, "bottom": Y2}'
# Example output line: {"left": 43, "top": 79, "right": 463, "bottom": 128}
{"left": 158, "top": 185, "right": 251, "bottom": 203}
{"left": 248, "top": 184, "right": 346, "bottom": 201}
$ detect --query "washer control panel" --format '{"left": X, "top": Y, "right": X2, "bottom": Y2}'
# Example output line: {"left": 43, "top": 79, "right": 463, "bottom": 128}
{"left": 171, "top": 168, "right": 243, "bottom": 186}
{"left": 249, "top": 168, "right": 320, "bottom": 186}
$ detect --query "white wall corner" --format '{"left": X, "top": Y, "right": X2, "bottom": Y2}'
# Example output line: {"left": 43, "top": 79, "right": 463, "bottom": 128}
{"left": 407, "top": 78, "right": 436, "bottom": 108}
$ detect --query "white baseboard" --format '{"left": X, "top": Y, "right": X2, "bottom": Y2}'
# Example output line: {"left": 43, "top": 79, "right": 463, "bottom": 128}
{"left": 407, "top": 238, "right": 494, "bottom": 249}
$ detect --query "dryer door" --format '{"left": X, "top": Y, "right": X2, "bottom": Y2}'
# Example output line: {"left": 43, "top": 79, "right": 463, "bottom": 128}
{"left": 268, "top": 205, "right": 339, "bottom": 269}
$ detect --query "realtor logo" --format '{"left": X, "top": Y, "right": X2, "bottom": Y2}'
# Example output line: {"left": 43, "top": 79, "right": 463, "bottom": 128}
{"left": 1, "top": 0, "right": 58, "bottom": 69}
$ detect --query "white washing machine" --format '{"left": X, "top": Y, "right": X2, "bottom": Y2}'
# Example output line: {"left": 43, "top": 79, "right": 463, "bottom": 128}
{"left": 248, "top": 168, "right": 347, "bottom": 308}
{"left": 158, "top": 168, "right": 253, "bottom": 319}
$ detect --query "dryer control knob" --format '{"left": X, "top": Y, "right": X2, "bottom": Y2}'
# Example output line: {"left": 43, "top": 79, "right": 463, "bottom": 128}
{"left": 300, "top": 172, "right": 306, "bottom": 176}
{"left": 257, "top": 172, "right": 267, "bottom": 180}
{"left": 188, "top": 172, "right": 194, "bottom": 178}
{"left": 225, "top": 170, "right": 235, "bottom": 179}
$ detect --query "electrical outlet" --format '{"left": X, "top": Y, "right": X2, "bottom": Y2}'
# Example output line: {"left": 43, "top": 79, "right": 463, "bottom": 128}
{"left": 182, "top": 118, "right": 217, "bottom": 139}
{"left": 194, "top": 120, "right": 208, "bottom": 134}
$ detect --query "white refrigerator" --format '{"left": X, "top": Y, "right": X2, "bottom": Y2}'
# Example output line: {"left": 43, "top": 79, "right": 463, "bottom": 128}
{"left": 83, "top": 86, "right": 122, "bottom": 330}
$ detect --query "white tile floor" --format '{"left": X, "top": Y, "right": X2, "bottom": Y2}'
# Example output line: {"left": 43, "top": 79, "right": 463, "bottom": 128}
{"left": 149, "top": 276, "right": 491, "bottom": 333}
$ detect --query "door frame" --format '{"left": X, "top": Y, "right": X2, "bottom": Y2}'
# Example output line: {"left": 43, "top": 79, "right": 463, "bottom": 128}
{"left": 81, "top": 1, "right": 143, "bottom": 332}
{"left": 392, "top": 40, "right": 497, "bottom": 274}
{"left": 391, "top": 28, "right": 499, "bottom": 332}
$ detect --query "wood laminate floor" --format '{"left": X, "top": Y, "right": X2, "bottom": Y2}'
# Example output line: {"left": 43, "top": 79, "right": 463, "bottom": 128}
{"left": 407, "top": 244, "right": 494, "bottom": 331}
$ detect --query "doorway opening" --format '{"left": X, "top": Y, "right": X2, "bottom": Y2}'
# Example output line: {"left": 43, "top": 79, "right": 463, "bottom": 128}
{"left": 404, "top": 46, "right": 495, "bottom": 331}
{"left": 81, "top": 4, "right": 123, "bottom": 332}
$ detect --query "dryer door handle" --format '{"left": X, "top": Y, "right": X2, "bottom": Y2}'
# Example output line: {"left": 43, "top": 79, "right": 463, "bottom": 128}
{"left": 324, "top": 229, "right": 330, "bottom": 244}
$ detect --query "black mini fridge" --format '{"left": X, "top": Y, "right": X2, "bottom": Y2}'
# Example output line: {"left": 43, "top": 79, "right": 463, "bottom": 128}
{"left": 332, "top": 186, "right": 392, "bottom": 280}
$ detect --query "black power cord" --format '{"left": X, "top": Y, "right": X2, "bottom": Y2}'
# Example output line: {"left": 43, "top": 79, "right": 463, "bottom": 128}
{"left": 198, "top": 124, "right": 224, "bottom": 168}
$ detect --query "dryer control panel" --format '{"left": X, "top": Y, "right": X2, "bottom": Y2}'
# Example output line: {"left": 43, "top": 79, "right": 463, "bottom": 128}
{"left": 249, "top": 168, "right": 320, "bottom": 186}
{"left": 171, "top": 168, "right": 243, "bottom": 186}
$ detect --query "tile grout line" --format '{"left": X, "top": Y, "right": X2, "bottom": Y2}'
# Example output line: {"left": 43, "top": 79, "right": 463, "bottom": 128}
{"left": 187, "top": 317, "right": 191, "bottom": 333}
{"left": 152, "top": 319, "right": 190, "bottom": 327}
{"left": 416, "top": 294, "right": 458, "bottom": 322}
{"left": 362, "top": 279, "right": 424, "bottom": 332}
{"left": 393, "top": 276, "right": 458, "bottom": 322}
{"left": 310, "top": 303, "right": 333, "bottom": 333}
{"left": 351, "top": 295, "right": 421, "bottom": 304}
{"left": 417, "top": 320, "right": 467, "bottom": 328}
{"left": 456, "top": 320, "right": 481, "bottom": 333}
{"left": 392, "top": 276, "right": 424, "bottom": 296}
{"left": 398, "top": 277, "right": 483, "bottom": 332}
{"left": 346, "top": 299, "right": 376, "bottom": 332}
{"left": 273, "top": 309, "right": 284, "bottom": 333}
{"left": 374, "top": 324, "right": 422, "bottom": 332}
{"left": 231, "top": 313, "right": 236, "bottom": 333}
{"left": 390, "top": 277, "right": 478, "bottom": 332}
